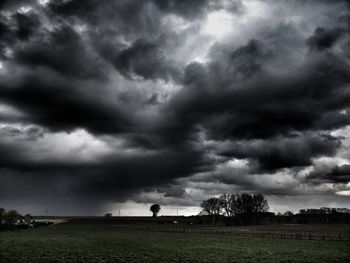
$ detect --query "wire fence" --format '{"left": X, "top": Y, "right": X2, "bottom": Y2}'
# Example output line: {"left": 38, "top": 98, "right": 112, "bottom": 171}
{"left": 136, "top": 225, "right": 350, "bottom": 241}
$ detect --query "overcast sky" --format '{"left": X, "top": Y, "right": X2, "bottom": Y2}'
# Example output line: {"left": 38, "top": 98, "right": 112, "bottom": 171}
{"left": 0, "top": 0, "right": 350, "bottom": 216}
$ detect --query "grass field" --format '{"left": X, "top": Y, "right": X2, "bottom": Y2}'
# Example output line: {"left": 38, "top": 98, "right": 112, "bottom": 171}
{"left": 1, "top": 222, "right": 349, "bottom": 263}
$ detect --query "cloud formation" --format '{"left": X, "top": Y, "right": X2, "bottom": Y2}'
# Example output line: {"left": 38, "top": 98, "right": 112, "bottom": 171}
{"left": 0, "top": 0, "right": 349, "bottom": 215}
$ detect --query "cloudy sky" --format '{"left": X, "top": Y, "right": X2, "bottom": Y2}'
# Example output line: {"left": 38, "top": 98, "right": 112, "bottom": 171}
{"left": 0, "top": 0, "right": 350, "bottom": 216}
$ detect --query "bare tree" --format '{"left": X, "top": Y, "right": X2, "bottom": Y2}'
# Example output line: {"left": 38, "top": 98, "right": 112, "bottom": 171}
{"left": 218, "top": 192, "right": 269, "bottom": 224}
{"left": 201, "top": 193, "right": 269, "bottom": 224}
{"left": 225, "top": 193, "right": 269, "bottom": 215}
{"left": 220, "top": 193, "right": 236, "bottom": 217}
{"left": 150, "top": 204, "right": 161, "bottom": 217}
{"left": 252, "top": 193, "right": 269, "bottom": 213}
{"left": 200, "top": 197, "right": 222, "bottom": 216}
{"left": 233, "top": 193, "right": 254, "bottom": 215}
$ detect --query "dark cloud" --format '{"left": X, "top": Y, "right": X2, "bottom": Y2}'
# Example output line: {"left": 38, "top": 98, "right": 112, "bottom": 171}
{"left": 15, "top": 12, "right": 40, "bottom": 41}
{"left": 162, "top": 187, "right": 186, "bottom": 198}
{"left": 0, "top": 0, "right": 349, "bottom": 214}
{"left": 14, "top": 25, "right": 106, "bottom": 79}
{"left": 307, "top": 27, "right": 345, "bottom": 51}
{"left": 114, "top": 38, "right": 181, "bottom": 81}
{"left": 48, "top": 0, "right": 160, "bottom": 35}
{"left": 0, "top": 0, "right": 37, "bottom": 11}
{"left": 218, "top": 134, "right": 341, "bottom": 171}
{"left": 169, "top": 51, "right": 350, "bottom": 141}
{"left": 0, "top": 74, "right": 131, "bottom": 134}
{"left": 69, "top": 148, "right": 210, "bottom": 196}
{"left": 0, "top": 15, "right": 15, "bottom": 59}
{"left": 0, "top": 145, "right": 210, "bottom": 204}
{"left": 48, "top": 0, "right": 98, "bottom": 18}
{"left": 152, "top": 0, "right": 211, "bottom": 19}
{"left": 48, "top": 0, "right": 240, "bottom": 22}
{"left": 218, "top": 39, "right": 271, "bottom": 79}
{"left": 307, "top": 164, "right": 350, "bottom": 184}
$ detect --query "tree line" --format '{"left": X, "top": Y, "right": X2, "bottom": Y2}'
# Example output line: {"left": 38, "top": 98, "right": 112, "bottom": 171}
{"left": 200, "top": 193, "right": 269, "bottom": 224}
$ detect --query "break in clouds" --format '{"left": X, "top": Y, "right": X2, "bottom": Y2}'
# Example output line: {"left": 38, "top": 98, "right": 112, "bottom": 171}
{"left": 0, "top": 0, "right": 350, "bottom": 215}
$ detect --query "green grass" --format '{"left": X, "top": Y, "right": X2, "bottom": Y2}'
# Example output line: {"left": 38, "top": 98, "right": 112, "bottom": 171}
{"left": 0, "top": 223, "right": 349, "bottom": 263}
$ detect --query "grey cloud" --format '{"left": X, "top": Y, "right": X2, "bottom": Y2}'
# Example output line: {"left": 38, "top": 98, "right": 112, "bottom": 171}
{"left": 114, "top": 39, "right": 181, "bottom": 81}
{"left": 218, "top": 134, "right": 341, "bottom": 171}
{"left": 307, "top": 27, "right": 345, "bottom": 51}
{"left": 308, "top": 164, "right": 350, "bottom": 184}
{"left": 169, "top": 51, "right": 350, "bottom": 142}
{"left": 0, "top": 0, "right": 38, "bottom": 11}
{"left": 14, "top": 25, "right": 106, "bottom": 79}
{"left": 0, "top": 73, "right": 131, "bottom": 134}
{"left": 0, "top": 0, "right": 349, "bottom": 214}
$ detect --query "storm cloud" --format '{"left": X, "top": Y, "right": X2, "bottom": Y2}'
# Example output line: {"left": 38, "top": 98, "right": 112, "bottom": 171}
{"left": 0, "top": 0, "right": 349, "bottom": 215}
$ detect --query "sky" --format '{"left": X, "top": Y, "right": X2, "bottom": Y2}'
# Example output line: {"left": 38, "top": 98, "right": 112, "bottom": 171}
{"left": 0, "top": 0, "right": 350, "bottom": 216}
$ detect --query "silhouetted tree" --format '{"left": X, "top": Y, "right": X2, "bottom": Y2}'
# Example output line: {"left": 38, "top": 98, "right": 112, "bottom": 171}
{"left": 150, "top": 204, "right": 161, "bottom": 217}
{"left": 283, "top": 211, "right": 294, "bottom": 216}
{"left": 220, "top": 193, "right": 236, "bottom": 217}
{"left": 217, "top": 193, "right": 269, "bottom": 224}
{"left": 200, "top": 198, "right": 222, "bottom": 216}
{"left": 201, "top": 193, "right": 269, "bottom": 224}
{"left": 227, "top": 193, "right": 269, "bottom": 215}
{"left": 252, "top": 193, "right": 269, "bottom": 213}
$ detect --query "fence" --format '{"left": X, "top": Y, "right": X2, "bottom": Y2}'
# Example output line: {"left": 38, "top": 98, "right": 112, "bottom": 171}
{"left": 136, "top": 225, "right": 350, "bottom": 241}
